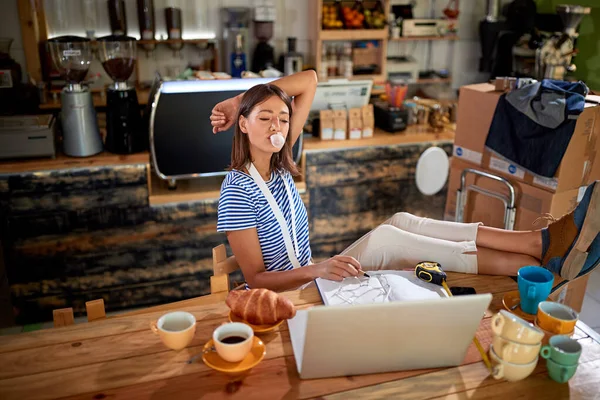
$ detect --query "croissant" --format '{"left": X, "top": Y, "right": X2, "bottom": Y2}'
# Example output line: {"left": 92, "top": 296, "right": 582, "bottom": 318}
{"left": 226, "top": 289, "right": 296, "bottom": 325}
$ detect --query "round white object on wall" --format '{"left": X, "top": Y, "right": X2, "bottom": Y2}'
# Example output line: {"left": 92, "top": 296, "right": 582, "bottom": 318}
{"left": 415, "top": 147, "right": 449, "bottom": 196}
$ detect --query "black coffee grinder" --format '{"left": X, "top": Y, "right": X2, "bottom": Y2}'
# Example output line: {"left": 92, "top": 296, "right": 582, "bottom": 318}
{"left": 97, "top": 35, "right": 146, "bottom": 154}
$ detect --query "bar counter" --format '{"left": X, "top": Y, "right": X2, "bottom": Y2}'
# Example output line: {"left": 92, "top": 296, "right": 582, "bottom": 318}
{"left": 0, "top": 126, "right": 454, "bottom": 324}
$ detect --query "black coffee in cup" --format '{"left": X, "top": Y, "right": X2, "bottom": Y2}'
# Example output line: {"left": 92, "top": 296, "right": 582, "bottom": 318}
{"left": 220, "top": 335, "right": 247, "bottom": 344}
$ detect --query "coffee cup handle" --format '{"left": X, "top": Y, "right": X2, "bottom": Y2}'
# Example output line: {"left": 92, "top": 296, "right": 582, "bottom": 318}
{"left": 491, "top": 313, "right": 504, "bottom": 335}
{"left": 560, "top": 367, "right": 569, "bottom": 383}
{"left": 540, "top": 346, "right": 551, "bottom": 359}
{"left": 150, "top": 321, "right": 159, "bottom": 335}
{"left": 492, "top": 363, "right": 503, "bottom": 379}
{"left": 528, "top": 286, "right": 536, "bottom": 298}
{"left": 498, "top": 342, "right": 509, "bottom": 360}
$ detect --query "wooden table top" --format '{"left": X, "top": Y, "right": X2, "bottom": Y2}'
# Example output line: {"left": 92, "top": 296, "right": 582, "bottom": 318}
{"left": 0, "top": 273, "right": 598, "bottom": 400}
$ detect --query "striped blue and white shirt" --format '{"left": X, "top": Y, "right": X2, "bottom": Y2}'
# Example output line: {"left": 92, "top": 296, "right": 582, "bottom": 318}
{"left": 217, "top": 169, "right": 311, "bottom": 272}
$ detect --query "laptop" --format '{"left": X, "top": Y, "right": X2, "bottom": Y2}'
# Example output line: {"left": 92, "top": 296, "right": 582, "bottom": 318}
{"left": 288, "top": 294, "right": 492, "bottom": 379}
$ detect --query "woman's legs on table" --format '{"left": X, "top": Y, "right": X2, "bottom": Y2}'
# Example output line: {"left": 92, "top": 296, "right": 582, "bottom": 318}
{"left": 341, "top": 213, "right": 543, "bottom": 276}
{"left": 385, "top": 212, "right": 543, "bottom": 260}
{"left": 476, "top": 247, "right": 540, "bottom": 276}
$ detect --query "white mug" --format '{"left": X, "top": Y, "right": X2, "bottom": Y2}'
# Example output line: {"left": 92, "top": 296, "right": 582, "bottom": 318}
{"left": 213, "top": 322, "right": 254, "bottom": 363}
{"left": 150, "top": 311, "right": 196, "bottom": 351}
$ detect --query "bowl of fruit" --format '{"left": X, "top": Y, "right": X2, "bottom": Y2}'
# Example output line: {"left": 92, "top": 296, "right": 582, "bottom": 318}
{"left": 322, "top": 3, "right": 344, "bottom": 29}
{"left": 364, "top": 1, "right": 386, "bottom": 29}
{"left": 342, "top": 4, "right": 365, "bottom": 29}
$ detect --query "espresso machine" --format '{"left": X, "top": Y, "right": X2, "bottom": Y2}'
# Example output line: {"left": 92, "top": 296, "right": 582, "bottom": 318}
{"left": 97, "top": 35, "right": 146, "bottom": 154}
{"left": 47, "top": 36, "right": 103, "bottom": 157}
{"left": 535, "top": 4, "right": 591, "bottom": 80}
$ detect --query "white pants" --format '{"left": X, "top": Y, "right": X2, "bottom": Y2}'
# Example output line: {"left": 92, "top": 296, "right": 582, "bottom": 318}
{"left": 340, "top": 212, "right": 481, "bottom": 274}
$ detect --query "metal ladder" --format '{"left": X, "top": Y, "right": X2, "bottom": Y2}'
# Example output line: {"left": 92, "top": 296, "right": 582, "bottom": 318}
{"left": 454, "top": 168, "right": 579, "bottom": 296}
{"left": 455, "top": 168, "right": 517, "bottom": 231}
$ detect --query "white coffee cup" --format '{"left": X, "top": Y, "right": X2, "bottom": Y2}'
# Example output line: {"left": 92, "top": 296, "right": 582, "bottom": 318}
{"left": 489, "top": 345, "right": 538, "bottom": 382}
{"left": 213, "top": 322, "right": 254, "bottom": 362}
{"left": 150, "top": 311, "right": 196, "bottom": 351}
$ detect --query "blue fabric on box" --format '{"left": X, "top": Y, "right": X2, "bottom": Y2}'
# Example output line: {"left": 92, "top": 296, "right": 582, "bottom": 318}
{"left": 485, "top": 80, "right": 588, "bottom": 178}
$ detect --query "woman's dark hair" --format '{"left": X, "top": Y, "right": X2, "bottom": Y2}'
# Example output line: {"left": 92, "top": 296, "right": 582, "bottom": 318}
{"left": 230, "top": 84, "right": 300, "bottom": 176}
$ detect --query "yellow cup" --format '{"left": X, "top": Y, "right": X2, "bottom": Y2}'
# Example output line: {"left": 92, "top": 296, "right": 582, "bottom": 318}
{"left": 491, "top": 310, "right": 544, "bottom": 345}
{"left": 536, "top": 301, "right": 578, "bottom": 335}
{"left": 489, "top": 345, "right": 538, "bottom": 382}
{"left": 150, "top": 311, "right": 197, "bottom": 351}
{"left": 492, "top": 335, "right": 541, "bottom": 364}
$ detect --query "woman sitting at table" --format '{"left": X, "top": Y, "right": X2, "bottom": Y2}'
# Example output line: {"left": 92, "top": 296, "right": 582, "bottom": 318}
{"left": 211, "top": 70, "right": 600, "bottom": 292}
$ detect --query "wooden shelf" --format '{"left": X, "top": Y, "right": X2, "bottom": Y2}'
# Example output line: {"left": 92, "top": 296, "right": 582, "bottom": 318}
{"left": 0, "top": 151, "right": 149, "bottom": 174}
{"left": 303, "top": 126, "right": 454, "bottom": 151}
{"left": 137, "top": 39, "right": 211, "bottom": 46}
{"left": 319, "top": 74, "right": 386, "bottom": 83}
{"left": 416, "top": 77, "right": 452, "bottom": 84}
{"left": 319, "top": 29, "right": 388, "bottom": 41}
{"left": 390, "top": 35, "right": 459, "bottom": 41}
{"left": 148, "top": 169, "right": 306, "bottom": 206}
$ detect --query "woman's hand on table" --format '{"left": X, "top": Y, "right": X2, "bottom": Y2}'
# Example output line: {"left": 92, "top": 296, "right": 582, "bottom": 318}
{"left": 210, "top": 95, "right": 242, "bottom": 134}
{"left": 311, "top": 255, "right": 361, "bottom": 281}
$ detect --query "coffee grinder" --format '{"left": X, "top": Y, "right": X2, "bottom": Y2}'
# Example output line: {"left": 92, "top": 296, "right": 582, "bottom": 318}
{"left": 251, "top": 5, "right": 275, "bottom": 72}
{"left": 97, "top": 35, "right": 146, "bottom": 154}
{"left": 47, "top": 36, "right": 103, "bottom": 157}
{"left": 535, "top": 5, "right": 591, "bottom": 80}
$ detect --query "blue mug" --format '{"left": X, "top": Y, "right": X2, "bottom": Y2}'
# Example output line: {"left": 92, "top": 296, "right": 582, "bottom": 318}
{"left": 518, "top": 266, "right": 554, "bottom": 314}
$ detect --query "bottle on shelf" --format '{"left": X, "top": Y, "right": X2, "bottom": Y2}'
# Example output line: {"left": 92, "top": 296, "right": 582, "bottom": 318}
{"left": 108, "top": 0, "right": 127, "bottom": 36}
{"left": 319, "top": 45, "right": 328, "bottom": 80}
{"left": 342, "top": 42, "right": 353, "bottom": 79}
{"left": 327, "top": 44, "right": 338, "bottom": 77}
{"left": 230, "top": 34, "right": 247, "bottom": 78}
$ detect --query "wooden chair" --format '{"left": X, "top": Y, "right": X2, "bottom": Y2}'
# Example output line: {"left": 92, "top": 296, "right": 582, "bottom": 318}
{"left": 211, "top": 244, "right": 241, "bottom": 294}
{"left": 52, "top": 298, "right": 106, "bottom": 327}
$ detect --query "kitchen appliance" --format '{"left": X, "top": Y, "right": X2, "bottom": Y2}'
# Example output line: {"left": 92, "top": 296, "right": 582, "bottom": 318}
{"left": 108, "top": 0, "right": 128, "bottom": 35}
{"left": 47, "top": 35, "right": 103, "bottom": 157}
{"left": 0, "top": 115, "right": 56, "bottom": 160}
{"left": 373, "top": 102, "right": 409, "bottom": 133}
{"left": 283, "top": 37, "right": 303, "bottom": 76}
{"left": 251, "top": 5, "right": 276, "bottom": 72}
{"left": 150, "top": 78, "right": 302, "bottom": 186}
{"left": 137, "top": 0, "right": 156, "bottom": 54}
{"left": 165, "top": 6, "right": 183, "bottom": 55}
{"left": 535, "top": 5, "right": 590, "bottom": 80}
{"left": 0, "top": 38, "right": 23, "bottom": 115}
{"left": 402, "top": 19, "right": 457, "bottom": 37}
{"left": 221, "top": 8, "right": 251, "bottom": 76}
{"left": 97, "top": 35, "right": 146, "bottom": 154}
{"left": 387, "top": 56, "right": 419, "bottom": 83}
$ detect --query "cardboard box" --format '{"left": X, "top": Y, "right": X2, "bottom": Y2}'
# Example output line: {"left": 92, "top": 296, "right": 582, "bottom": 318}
{"left": 548, "top": 275, "right": 589, "bottom": 313}
{"left": 453, "top": 83, "right": 600, "bottom": 194}
{"left": 445, "top": 156, "right": 591, "bottom": 310}
{"left": 353, "top": 47, "right": 379, "bottom": 67}
{"left": 333, "top": 109, "right": 347, "bottom": 140}
{"left": 361, "top": 104, "right": 374, "bottom": 138}
{"left": 319, "top": 110, "right": 334, "bottom": 140}
{"left": 452, "top": 83, "right": 502, "bottom": 166}
{"left": 348, "top": 108, "right": 363, "bottom": 140}
{"left": 445, "top": 157, "right": 582, "bottom": 231}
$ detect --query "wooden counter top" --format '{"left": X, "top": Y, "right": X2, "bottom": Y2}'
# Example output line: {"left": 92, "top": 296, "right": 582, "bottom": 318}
{"left": 0, "top": 151, "right": 149, "bottom": 174}
{"left": 0, "top": 125, "right": 453, "bottom": 175}
{"left": 303, "top": 125, "right": 455, "bottom": 151}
